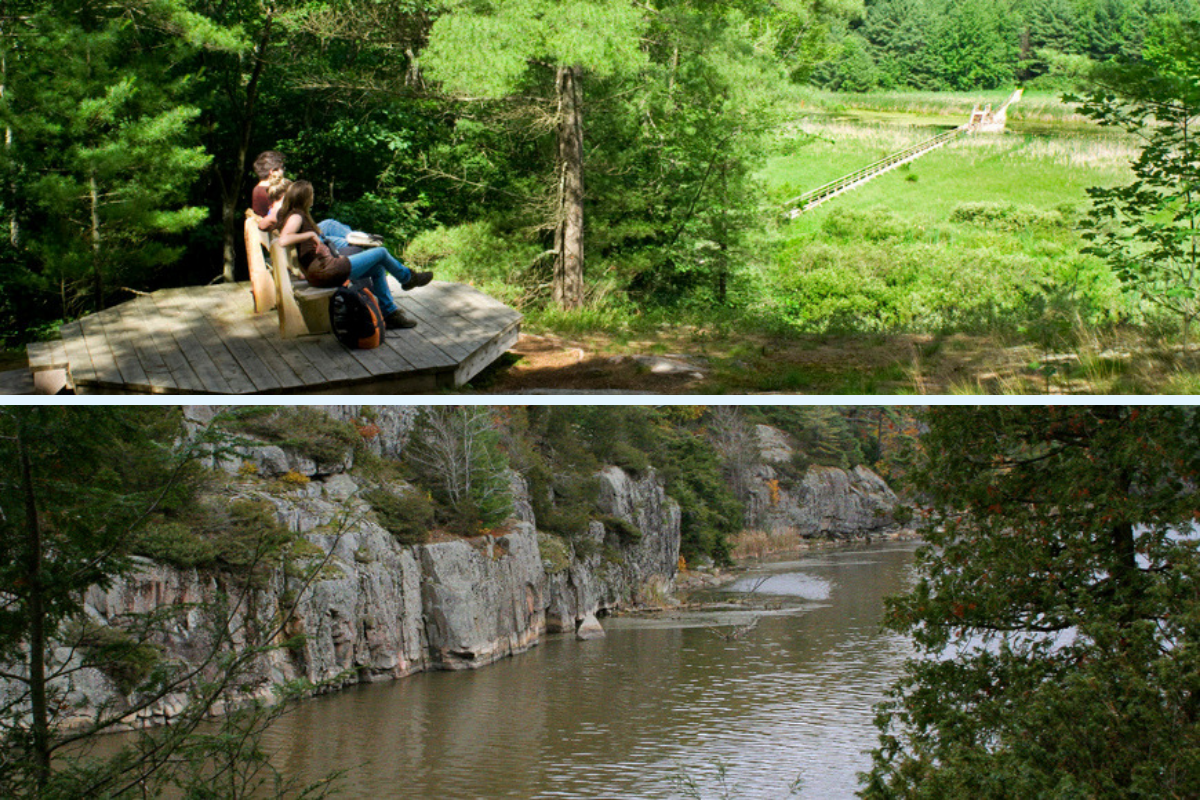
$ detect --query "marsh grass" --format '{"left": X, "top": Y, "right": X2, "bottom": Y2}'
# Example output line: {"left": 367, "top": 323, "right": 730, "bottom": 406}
{"left": 760, "top": 95, "right": 1138, "bottom": 342}
{"left": 802, "top": 88, "right": 1091, "bottom": 123}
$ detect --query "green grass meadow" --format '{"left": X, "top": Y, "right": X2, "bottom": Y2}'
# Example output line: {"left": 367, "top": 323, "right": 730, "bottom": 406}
{"left": 758, "top": 92, "right": 1138, "bottom": 342}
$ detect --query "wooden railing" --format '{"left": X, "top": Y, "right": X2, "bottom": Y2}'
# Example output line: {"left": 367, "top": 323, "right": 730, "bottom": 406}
{"left": 783, "top": 126, "right": 968, "bottom": 217}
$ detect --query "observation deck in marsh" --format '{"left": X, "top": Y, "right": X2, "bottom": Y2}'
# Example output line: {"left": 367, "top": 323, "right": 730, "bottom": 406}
{"left": 26, "top": 279, "right": 521, "bottom": 395}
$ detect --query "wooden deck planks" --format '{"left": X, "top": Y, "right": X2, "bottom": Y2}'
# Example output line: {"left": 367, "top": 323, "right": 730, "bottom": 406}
{"left": 171, "top": 286, "right": 260, "bottom": 394}
{"left": 295, "top": 330, "right": 375, "bottom": 386}
{"left": 147, "top": 288, "right": 238, "bottom": 394}
{"left": 111, "top": 299, "right": 174, "bottom": 391}
{"left": 26, "top": 340, "right": 67, "bottom": 372}
{"left": 59, "top": 321, "right": 96, "bottom": 390}
{"left": 76, "top": 312, "right": 127, "bottom": 388}
{"left": 56, "top": 280, "right": 519, "bottom": 394}
{"left": 124, "top": 292, "right": 208, "bottom": 393}
{"left": 402, "top": 282, "right": 518, "bottom": 363}
{"left": 221, "top": 304, "right": 310, "bottom": 391}
{"left": 454, "top": 317, "right": 522, "bottom": 386}
{"left": 95, "top": 302, "right": 154, "bottom": 390}
{"left": 381, "top": 327, "right": 453, "bottom": 376}
{"left": 203, "top": 284, "right": 296, "bottom": 392}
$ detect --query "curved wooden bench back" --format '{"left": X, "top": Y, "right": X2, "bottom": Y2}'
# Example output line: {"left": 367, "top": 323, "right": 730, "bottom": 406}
{"left": 267, "top": 237, "right": 310, "bottom": 339}
{"left": 243, "top": 214, "right": 277, "bottom": 313}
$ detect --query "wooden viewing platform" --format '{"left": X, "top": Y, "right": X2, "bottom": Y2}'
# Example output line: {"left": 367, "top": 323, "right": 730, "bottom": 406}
{"left": 25, "top": 280, "right": 521, "bottom": 394}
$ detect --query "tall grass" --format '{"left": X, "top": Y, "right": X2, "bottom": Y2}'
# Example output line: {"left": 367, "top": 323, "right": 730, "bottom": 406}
{"left": 760, "top": 103, "right": 1137, "bottom": 338}
{"left": 801, "top": 88, "right": 1091, "bottom": 123}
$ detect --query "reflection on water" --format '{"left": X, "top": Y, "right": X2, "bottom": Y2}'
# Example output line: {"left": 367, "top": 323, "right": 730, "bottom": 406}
{"left": 726, "top": 571, "right": 832, "bottom": 600}
{"left": 262, "top": 541, "right": 918, "bottom": 799}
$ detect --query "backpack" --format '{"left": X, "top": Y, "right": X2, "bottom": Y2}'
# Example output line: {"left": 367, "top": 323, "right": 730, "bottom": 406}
{"left": 329, "top": 280, "right": 385, "bottom": 349}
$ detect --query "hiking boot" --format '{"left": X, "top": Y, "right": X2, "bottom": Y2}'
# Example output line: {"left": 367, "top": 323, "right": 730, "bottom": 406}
{"left": 385, "top": 309, "right": 417, "bottom": 329}
{"left": 401, "top": 271, "right": 433, "bottom": 291}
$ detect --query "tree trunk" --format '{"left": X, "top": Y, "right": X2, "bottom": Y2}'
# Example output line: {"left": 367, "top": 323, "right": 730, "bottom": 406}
{"left": 553, "top": 65, "right": 585, "bottom": 309}
{"left": 2, "top": 50, "right": 16, "bottom": 246}
{"left": 18, "top": 426, "right": 51, "bottom": 790}
{"left": 90, "top": 174, "right": 103, "bottom": 311}
{"left": 219, "top": 13, "right": 274, "bottom": 283}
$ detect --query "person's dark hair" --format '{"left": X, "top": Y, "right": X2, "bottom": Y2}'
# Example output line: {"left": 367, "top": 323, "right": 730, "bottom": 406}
{"left": 278, "top": 180, "right": 319, "bottom": 233}
{"left": 252, "top": 150, "right": 285, "bottom": 180}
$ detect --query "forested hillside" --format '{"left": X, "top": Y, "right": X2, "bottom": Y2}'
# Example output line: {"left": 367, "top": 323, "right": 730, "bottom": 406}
{"left": 814, "top": 0, "right": 1199, "bottom": 91}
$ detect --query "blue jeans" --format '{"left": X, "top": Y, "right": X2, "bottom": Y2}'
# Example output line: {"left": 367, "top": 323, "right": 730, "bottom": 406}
{"left": 347, "top": 247, "right": 413, "bottom": 315}
{"left": 317, "top": 219, "right": 352, "bottom": 250}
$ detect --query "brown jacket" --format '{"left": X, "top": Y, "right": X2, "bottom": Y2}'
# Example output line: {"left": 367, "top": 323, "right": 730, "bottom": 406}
{"left": 288, "top": 213, "right": 350, "bottom": 287}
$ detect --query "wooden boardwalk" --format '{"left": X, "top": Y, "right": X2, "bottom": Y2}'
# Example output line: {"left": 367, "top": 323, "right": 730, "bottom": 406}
{"left": 26, "top": 280, "right": 521, "bottom": 395}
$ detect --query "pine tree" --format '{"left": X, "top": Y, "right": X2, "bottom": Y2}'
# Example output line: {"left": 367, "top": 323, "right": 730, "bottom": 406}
{"left": 422, "top": 0, "right": 648, "bottom": 309}
{"left": 929, "top": 0, "right": 1020, "bottom": 90}
{"left": 864, "top": 406, "right": 1200, "bottom": 798}
{"left": 0, "top": 0, "right": 211, "bottom": 315}
{"left": 0, "top": 408, "right": 194, "bottom": 793}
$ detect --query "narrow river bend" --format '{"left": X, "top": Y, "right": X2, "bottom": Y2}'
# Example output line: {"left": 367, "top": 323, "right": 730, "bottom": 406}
{"left": 262, "top": 540, "right": 918, "bottom": 799}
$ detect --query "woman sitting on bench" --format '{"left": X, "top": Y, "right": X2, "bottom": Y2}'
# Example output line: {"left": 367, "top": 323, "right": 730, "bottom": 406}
{"left": 275, "top": 180, "right": 432, "bottom": 330}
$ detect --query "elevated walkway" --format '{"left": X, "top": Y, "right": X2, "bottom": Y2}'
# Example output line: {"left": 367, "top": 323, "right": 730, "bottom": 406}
{"left": 783, "top": 88, "right": 1023, "bottom": 217}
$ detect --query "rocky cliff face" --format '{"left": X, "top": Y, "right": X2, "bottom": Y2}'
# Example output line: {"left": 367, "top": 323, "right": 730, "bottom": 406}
{"left": 744, "top": 424, "right": 899, "bottom": 538}
{"left": 34, "top": 409, "right": 896, "bottom": 730}
{"left": 58, "top": 410, "right": 682, "bottom": 728}
{"left": 543, "top": 466, "right": 681, "bottom": 634}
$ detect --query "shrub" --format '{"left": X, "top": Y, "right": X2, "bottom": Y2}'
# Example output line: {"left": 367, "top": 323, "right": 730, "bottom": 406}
{"left": 364, "top": 487, "right": 434, "bottom": 546}
{"left": 135, "top": 497, "right": 296, "bottom": 581}
{"left": 538, "top": 534, "right": 572, "bottom": 575}
{"left": 403, "top": 220, "right": 542, "bottom": 304}
{"left": 221, "top": 407, "right": 359, "bottom": 466}
{"left": 949, "top": 201, "right": 1066, "bottom": 231}
{"left": 69, "top": 619, "right": 163, "bottom": 695}
{"left": 821, "top": 207, "right": 906, "bottom": 243}
{"left": 596, "top": 514, "right": 643, "bottom": 545}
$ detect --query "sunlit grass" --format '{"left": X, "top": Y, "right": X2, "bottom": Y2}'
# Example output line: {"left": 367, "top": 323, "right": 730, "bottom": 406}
{"left": 801, "top": 88, "right": 1090, "bottom": 123}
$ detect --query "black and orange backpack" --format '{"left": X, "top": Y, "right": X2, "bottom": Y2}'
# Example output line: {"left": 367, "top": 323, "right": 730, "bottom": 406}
{"left": 329, "top": 280, "right": 385, "bottom": 349}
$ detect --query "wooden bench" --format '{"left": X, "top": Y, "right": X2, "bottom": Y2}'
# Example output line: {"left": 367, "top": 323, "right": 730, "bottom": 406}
{"left": 244, "top": 213, "right": 336, "bottom": 338}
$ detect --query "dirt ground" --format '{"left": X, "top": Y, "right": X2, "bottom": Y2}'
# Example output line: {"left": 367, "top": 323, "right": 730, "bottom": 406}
{"left": 472, "top": 333, "right": 711, "bottom": 394}
{"left": 468, "top": 329, "right": 1198, "bottom": 395}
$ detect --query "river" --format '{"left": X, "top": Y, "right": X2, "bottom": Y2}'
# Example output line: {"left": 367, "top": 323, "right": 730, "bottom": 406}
{"left": 259, "top": 540, "right": 918, "bottom": 799}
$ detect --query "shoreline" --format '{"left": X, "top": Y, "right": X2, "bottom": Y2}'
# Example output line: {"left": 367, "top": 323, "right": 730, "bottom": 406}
{"left": 672, "top": 527, "right": 920, "bottom": 598}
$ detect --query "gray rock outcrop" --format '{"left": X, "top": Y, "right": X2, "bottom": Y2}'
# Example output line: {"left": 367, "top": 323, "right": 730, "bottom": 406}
{"left": 40, "top": 413, "right": 683, "bottom": 730}
{"left": 543, "top": 466, "right": 681, "bottom": 634}
{"left": 744, "top": 425, "right": 899, "bottom": 538}
{"left": 419, "top": 526, "right": 545, "bottom": 670}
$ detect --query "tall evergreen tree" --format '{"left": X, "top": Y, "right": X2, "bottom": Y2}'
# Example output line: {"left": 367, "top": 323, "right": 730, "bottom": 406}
{"left": 0, "top": 408, "right": 193, "bottom": 793}
{"left": 864, "top": 406, "right": 1200, "bottom": 798}
{"left": 422, "top": 0, "right": 648, "bottom": 309}
{"left": 0, "top": 0, "right": 213, "bottom": 315}
{"left": 861, "top": 0, "right": 942, "bottom": 89}
{"left": 929, "top": 0, "right": 1020, "bottom": 90}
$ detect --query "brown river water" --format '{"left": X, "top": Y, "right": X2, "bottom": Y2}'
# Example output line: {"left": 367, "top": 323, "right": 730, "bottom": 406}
{"left": 255, "top": 540, "right": 918, "bottom": 799}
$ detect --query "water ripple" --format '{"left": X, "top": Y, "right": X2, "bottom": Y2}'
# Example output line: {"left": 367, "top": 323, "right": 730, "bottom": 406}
{"left": 241, "top": 542, "right": 922, "bottom": 799}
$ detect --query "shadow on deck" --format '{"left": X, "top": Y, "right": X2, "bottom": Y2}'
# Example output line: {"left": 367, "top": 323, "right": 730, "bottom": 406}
{"left": 25, "top": 280, "right": 521, "bottom": 395}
